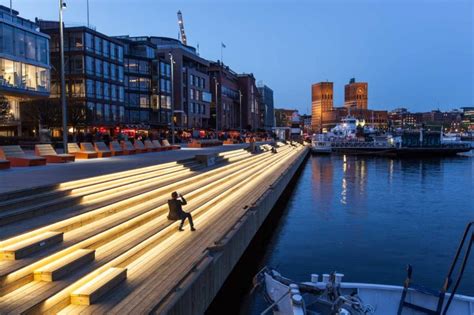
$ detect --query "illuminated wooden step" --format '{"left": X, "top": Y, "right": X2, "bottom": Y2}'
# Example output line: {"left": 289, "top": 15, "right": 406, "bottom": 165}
{"left": 34, "top": 249, "right": 95, "bottom": 282}
{"left": 71, "top": 267, "right": 127, "bottom": 306}
{"left": 0, "top": 231, "right": 63, "bottom": 260}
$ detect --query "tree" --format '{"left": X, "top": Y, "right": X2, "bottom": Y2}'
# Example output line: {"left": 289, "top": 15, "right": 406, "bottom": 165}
{"left": 0, "top": 96, "right": 13, "bottom": 121}
{"left": 68, "top": 101, "right": 87, "bottom": 134}
{"left": 20, "top": 99, "right": 62, "bottom": 136}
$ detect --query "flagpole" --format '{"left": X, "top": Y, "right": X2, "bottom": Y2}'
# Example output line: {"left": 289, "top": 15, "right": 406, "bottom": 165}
{"left": 221, "top": 43, "right": 223, "bottom": 63}
{"left": 87, "top": 0, "right": 90, "bottom": 28}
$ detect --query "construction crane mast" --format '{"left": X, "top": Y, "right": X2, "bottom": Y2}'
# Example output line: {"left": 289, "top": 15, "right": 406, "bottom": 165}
{"left": 177, "top": 10, "right": 187, "bottom": 46}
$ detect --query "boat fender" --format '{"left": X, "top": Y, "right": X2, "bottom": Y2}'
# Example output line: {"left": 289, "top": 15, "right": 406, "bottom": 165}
{"left": 291, "top": 294, "right": 303, "bottom": 305}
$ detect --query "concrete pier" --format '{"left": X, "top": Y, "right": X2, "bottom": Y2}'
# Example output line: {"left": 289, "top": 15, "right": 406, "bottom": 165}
{"left": 0, "top": 143, "right": 308, "bottom": 314}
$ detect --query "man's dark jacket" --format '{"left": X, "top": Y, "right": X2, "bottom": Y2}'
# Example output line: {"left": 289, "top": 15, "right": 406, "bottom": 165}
{"left": 167, "top": 196, "right": 187, "bottom": 220}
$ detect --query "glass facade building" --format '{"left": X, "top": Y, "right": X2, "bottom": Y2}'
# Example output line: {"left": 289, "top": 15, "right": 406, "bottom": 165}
{"left": 0, "top": 6, "right": 50, "bottom": 136}
{"left": 36, "top": 21, "right": 125, "bottom": 133}
{"left": 258, "top": 84, "right": 275, "bottom": 130}
{"left": 115, "top": 36, "right": 173, "bottom": 129}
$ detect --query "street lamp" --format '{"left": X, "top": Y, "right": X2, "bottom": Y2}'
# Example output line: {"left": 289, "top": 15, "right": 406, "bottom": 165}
{"left": 169, "top": 52, "right": 175, "bottom": 145}
{"left": 239, "top": 90, "right": 242, "bottom": 133}
{"left": 214, "top": 77, "right": 219, "bottom": 138}
{"left": 59, "top": 0, "right": 68, "bottom": 153}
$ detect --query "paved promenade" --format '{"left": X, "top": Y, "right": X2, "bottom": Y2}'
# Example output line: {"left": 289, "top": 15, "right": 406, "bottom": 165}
{"left": 0, "top": 144, "right": 248, "bottom": 195}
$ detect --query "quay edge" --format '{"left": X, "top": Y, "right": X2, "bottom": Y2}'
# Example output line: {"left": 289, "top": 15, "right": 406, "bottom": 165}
{"left": 152, "top": 146, "right": 310, "bottom": 315}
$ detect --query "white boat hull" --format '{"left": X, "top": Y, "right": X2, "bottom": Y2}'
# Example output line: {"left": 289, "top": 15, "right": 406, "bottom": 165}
{"left": 264, "top": 272, "right": 474, "bottom": 315}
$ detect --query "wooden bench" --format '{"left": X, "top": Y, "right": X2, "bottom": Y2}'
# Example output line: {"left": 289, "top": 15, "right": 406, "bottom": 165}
{"left": 70, "top": 267, "right": 127, "bottom": 305}
{"left": 95, "top": 142, "right": 116, "bottom": 157}
{"left": 0, "top": 231, "right": 63, "bottom": 260}
{"left": 34, "top": 249, "right": 95, "bottom": 282}
{"left": 144, "top": 140, "right": 159, "bottom": 152}
{"left": 81, "top": 142, "right": 111, "bottom": 158}
{"left": 120, "top": 141, "right": 137, "bottom": 155}
{"left": 0, "top": 159, "right": 10, "bottom": 170}
{"left": 68, "top": 143, "right": 98, "bottom": 159}
{"left": 109, "top": 141, "right": 125, "bottom": 156}
{"left": 223, "top": 139, "right": 239, "bottom": 145}
{"left": 195, "top": 153, "right": 218, "bottom": 167}
{"left": 188, "top": 139, "right": 223, "bottom": 148}
{"left": 133, "top": 140, "right": 148, "bottom": 153}
{"left": 0, "top": 145, "right": 47, "bottom": 167}
{"left": 162, "top": 139, "right": 180, "bottom": 150}
{"left": 35, "top": 144, "right": 75, "bottom": 163}
{"left": 152, "top": 140, "right": 169, "bottom": 151}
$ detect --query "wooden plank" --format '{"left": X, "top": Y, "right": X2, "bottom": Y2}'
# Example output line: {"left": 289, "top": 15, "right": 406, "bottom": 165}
{"left": 0, "top": 147, "right": 298, "bottom": 314}
{"left": 0, "top": 231, "right": 63, "bottom": 260}
{"left": 97, "top": 152, "right": 296, "bottom": 312}
{"left": 70, "top": 267, "right": 127, "bottom": 306}
{"left": 34, "top": 249, "right": 95, "bottom": 282}
{"left": 98, "top": 149, "right": 298, "bottom": 313}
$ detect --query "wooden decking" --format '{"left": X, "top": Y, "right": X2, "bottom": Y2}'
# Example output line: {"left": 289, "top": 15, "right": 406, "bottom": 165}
{"left": 0, "top": 144, "right": 307, "bottom": 314}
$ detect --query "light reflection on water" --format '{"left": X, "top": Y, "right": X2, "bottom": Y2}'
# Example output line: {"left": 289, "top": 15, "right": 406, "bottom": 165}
{"left": 241, "top": 154, "right": 474, "bottom": 314}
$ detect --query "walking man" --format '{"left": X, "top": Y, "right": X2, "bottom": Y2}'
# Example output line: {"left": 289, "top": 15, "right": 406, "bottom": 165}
{"left": 167, "top": 191, "right": 196, "bottom": 232}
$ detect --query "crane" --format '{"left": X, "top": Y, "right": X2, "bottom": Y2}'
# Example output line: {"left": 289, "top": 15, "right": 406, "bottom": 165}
{"left": 177, "top": 10, "right": 187, "bottom": 46}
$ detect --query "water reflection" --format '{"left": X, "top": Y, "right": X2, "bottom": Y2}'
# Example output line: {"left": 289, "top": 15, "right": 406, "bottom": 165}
{"left": 312, "top": 155, "right": 370, "bottom": 212}
{"left": 241, "top": 154, "right": 474, "bottom": 315}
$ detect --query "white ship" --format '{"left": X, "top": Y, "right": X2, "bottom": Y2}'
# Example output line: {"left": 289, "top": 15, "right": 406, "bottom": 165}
{"left": 311, "top": 134, "right": 332, "bottom": 154}
{"left": 330, "top": 116, "right": 362, "bottom": 139}
{"left": 254, "top": 222, "right": 474, "bottom": 315}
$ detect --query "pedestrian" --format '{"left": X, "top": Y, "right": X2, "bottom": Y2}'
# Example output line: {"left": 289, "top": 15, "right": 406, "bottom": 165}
{"left": 167, "top": 192, "right": 196, "bottom": 232}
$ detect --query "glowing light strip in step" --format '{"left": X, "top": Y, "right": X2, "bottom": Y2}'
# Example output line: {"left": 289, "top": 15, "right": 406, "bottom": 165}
{"left": 32, "top": 147, "right": 297, "bottom": 313}
{"left": 0, "top": 149, "right": 272, "bottom": 250}
{"left": 35, "top": 148, "right": 299, "bottom": 313}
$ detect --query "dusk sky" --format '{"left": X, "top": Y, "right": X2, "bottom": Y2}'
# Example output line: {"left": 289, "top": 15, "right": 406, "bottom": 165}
{"left": 9, "top": 0, "right": 473, "bottom": 114}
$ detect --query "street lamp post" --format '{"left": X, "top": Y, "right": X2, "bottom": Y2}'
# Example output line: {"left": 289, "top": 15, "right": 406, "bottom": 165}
{"left": 214, "top": 78, "right": 219, "bottom": 138}
{"left": 59, "top": 0, "right": 68, "bottom": 153}
{"left": 239, "top": 90, "right": 242, "bottom": 133}
{"left": 169, "top": 53, "right": 175, "bottom": 145}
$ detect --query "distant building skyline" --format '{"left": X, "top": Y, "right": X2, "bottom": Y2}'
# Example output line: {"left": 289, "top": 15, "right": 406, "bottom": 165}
{"left": 8, "top": 0, "right": 473, "bottom": 113}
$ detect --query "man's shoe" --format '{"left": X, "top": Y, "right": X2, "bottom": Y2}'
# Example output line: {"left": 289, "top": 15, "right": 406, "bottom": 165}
{"left": 178, "top": 227, "right": 184, "bottom": 231}
{"left": 191, "top": 227, "right": 196, "bottom": 231}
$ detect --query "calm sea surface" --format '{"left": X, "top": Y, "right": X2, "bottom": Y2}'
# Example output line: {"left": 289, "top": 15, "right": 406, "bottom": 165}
{"left": 239, "top": 151, "right": 474, "bottom": 314}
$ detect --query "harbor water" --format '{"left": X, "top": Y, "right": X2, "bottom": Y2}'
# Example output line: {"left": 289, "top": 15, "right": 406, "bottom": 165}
{"left": 239, "top": 151, "right": 474, "bottom": 314}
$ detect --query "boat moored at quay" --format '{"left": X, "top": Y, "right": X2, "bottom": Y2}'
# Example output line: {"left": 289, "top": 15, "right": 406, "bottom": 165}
{"left": 254, "top": 222, "right": 474, "bottom": 315}
{"left": 311, "top": 120, "right": 472, "bottom": 157}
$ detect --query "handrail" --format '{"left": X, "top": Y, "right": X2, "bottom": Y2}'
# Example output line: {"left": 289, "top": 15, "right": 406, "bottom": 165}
{"left": 441, "top": 221, "right": 474, "bottom": 314}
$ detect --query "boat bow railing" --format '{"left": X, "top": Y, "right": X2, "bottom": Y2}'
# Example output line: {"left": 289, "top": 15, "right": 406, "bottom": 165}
{"left": 397, "top": 221, "right": 474, "bottom": 315}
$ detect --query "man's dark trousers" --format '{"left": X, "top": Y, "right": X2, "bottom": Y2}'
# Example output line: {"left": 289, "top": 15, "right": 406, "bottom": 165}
{"left": 180, "top": 213, "right": 194, "bottom": 229}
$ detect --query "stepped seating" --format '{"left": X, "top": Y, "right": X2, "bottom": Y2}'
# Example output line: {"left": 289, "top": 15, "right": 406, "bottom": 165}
{"left": 0, "top": 231, "right": 63, "bottom": 260}
{"left": 73, "top": 146, "right": 300, "bottom": 314}
{"left": 109, "top": 141, "right": 124, "bottom": 156}
{"left": 34, "top": 249, "right": 95, "bottom": 281}
{"left": 94, "top": 142, "right": 114, "bottom": 156}
{"left": 67, "top": 143, "right": 98, "bottom": 159}
{"left": 120, "top": 141, "right": 137, "bottom": 155}
{"left": 0, "top": 160, "right": 203, "bottom": 227}
{"left": 133, "top": 140, "right": 149, "bottom": 153}
{"left": 35, "top": 144, "right": 75, "bottom": 163}
{"left": 0, "top": 145, "right": 47, "bottom": 167}
{"left": 0, "top": 146, "right": 307, "bottom": 314}
{"left": 71, "top": 267, "right": 127, "bottom": 306}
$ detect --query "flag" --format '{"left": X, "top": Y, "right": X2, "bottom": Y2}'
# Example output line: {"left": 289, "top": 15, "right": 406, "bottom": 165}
{"left": 221, "top": 42, "right": 226, "bottom": 48}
